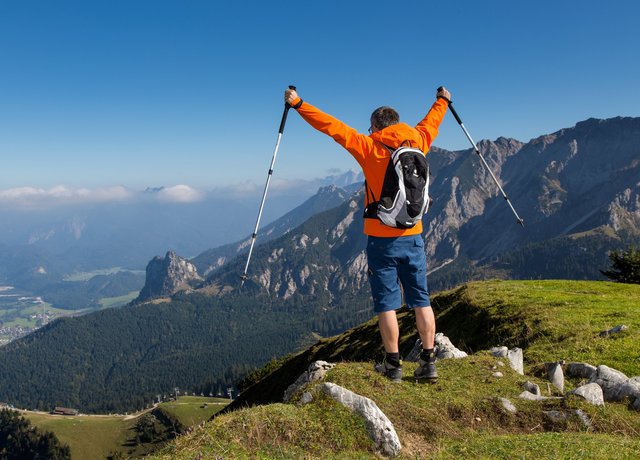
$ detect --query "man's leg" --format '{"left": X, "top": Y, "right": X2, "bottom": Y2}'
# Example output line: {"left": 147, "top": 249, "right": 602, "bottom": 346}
{"left": 414, "top": 305, "right": 438, "bottom": 381}
{"left": 375, "top": 309, "right": 402, "bottom": 382}
{"left": 414, "top": 305, "right": 435, "bottom": 349}
{"left": 367, "top": 236, "right": 403, "bottom": 381}
{"left": 378, "top": 310, "right": 400, "bottom": 353}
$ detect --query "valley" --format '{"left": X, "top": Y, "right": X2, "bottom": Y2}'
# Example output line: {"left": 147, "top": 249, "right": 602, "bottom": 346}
{"left": 0, "top": 285, "right": 138, "bottom": 347}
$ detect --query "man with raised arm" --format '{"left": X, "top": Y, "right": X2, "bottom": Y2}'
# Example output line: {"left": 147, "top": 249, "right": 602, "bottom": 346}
{"left": 285, "top": 86, "right": 450, "bottom": 382}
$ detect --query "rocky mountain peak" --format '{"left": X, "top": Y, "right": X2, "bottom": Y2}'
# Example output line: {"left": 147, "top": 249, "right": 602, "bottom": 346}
{"left": 135, "top": 250, "right": 203, "bottom": 302}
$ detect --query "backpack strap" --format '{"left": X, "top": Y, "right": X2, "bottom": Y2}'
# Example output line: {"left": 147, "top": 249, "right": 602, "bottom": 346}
{"left": 363, "top": 180, "right": 379, "bottom": 219}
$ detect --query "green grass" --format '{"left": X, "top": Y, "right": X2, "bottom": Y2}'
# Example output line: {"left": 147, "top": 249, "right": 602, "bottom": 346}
{"left": 25, "top": 411, "right": 137, "bottom": 460}
{"left": 150, "top": 357, "right": 640, "bottom": 459}
{"left": 148, "top": 280, "right": 640, "bottom": 459}
{"left": 149, "top": 400, "right": 375, "bottom": 459}
{"left": 434, "top": 280, "right": 640, "bottom": 377}
{"left": 63, "top": 267, "right": 140, "bottom": 282}
{"left": 158, "top": 396, "right": 229, "bottom": 426}
{"left": 25, "top": 396, "right": 230, "bottom": 459}
{"left": 433, "top": 432, "right": 640, "bottom": 459}
{"left": 99, "top": 290, "right": 140, "bottom": 309}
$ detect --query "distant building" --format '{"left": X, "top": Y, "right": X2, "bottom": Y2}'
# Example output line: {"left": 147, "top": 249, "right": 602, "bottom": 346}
{"left": 51, "top": 407, "right": 79, "bottom": 416}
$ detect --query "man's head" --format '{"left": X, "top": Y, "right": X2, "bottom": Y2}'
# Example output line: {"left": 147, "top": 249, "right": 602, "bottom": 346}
{"left": 370, "top": 106, "right": 400, "bottom": 133}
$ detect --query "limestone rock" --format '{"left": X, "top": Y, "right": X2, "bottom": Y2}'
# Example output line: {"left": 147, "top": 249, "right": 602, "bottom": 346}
{"left": 490, "top": 346, "right": 523, "bottom": 374}
{"left": 507, "top": 348, "right": 524, "bottom": 375}
{"left": 498, "top": 397, "right": 517, "bottom": 413}
{"left": 570, "top": 383, "right": 604, "bottom": 406}
{"left": 589, "top": 365, "right": 629, "bottom": 401}
{"left": 523, "top": 381, "right": 541, "bottom": 396}
{"left": 566, "top": 362, "right": 597, "bottom": 379}
{"left": 322, "top": 382, "right": 401, "bottom": 457}
{"left": 543, "top": 410, "right": 568, "bottom": 423}
{"left": 405, "top": 334, "right": 467, "bottom": 362}
{"left": 490, "top": 346, "right": 508, "bottom": 358}
{"left": 283, "top": 361, "right": 335, "bottom": 403}
{"left": 136, "top": 250, "right": 203, "bottom": 302}
{"left": 547, "top": 362, "right": 565, "bottom": 393}
{"left": 574, "top": 409, "right": 592, "bottom": 429}
{"left": 599, "top": 324, "right": 628, "bottom": 337}
{"left": 518, "top": 391, "right": 561, "bottom": 401}
{"left": 611, "top": 379, "right": 640, "bottom": 403}
{"left": 299, "top": 392, "right": 313, "bottom": 405}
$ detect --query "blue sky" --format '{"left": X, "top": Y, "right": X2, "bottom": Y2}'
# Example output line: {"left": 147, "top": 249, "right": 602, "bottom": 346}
{"left": 0, "top": 0, "right": 638, "bottom": 198}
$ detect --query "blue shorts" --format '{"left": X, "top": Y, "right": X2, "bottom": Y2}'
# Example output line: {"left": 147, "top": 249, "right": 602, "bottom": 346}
{"left": 366, "top": 235, "right": 431, "bottom": 313}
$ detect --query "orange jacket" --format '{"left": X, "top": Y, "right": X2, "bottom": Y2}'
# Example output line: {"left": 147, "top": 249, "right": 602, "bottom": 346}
{"left": 291, "top": 96, "right": 448, "bottom": 237}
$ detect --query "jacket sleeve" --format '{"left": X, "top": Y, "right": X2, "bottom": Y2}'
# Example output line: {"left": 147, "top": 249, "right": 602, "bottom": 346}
{"left": 291, "top": 97, "right": 373, "bottom": 167}
{"left": 415, "top": 98, "right": 449, "bottom": 151}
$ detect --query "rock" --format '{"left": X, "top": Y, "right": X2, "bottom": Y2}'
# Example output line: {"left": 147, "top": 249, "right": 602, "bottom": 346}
{"left": 599, "top": 325, "right": 628, "bottom": 337}
{"left": 574, "top": 409, "right": 592, "bottom": 429}
{"left": 283, "top": 361, "right": 335, "bottom": 403}
{"left": 543, "top": 410, "right": 568, "bottom": 423}
{"left": 490, "top": 347, "right": 523, "bottom": 374}
{"left": 523, "top": 381, "right": 541, "bottom": 396}
{"left": 518, "top": 391, "right": 562, "bottom": 401}
{"left": 492, "top": 372, "right": 504, "bottom": 378}
{"left": 435, "top": 333, "right": 468, "bottom": 359}
{"left": 507, "top": 348, "right": 524, "bottom": 375}
{"left": 404, "top": 339, "right": 422, "bottom": 362}
{"left": 498, "top": 397, "right": 517, "bottom": 413}
{"left": 490, "top": 346, "right": 508, "bottom": 358}
{"left": 611, "top": 380, "right": 640, "bottom": 403}
{"left": 405, "top": 335, "right": 467, "bottom": 362}
{"left": 322, "top": 383, "right": 401, "bottom": 457}
{"left": 589, "top": 365, "right": 629, "bottom": 401}
{"left": 136, "top": 251, "right": 203, "bottom": 302}
{"left": 299, "top": 392, "right": 313, "bottom": 405}
{"left": 566, "top": 362, "right": 597, "bottom": 379}
{"left": 570, "top": 383, "right": 604, "bottom": 406}
{"left": 547, "top": 362, "right": 565, "bottom": 393}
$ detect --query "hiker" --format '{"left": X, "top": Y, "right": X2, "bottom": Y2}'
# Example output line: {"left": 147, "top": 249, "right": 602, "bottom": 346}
{"left": 285, "top": 86, "right": 450, "bottom": 382}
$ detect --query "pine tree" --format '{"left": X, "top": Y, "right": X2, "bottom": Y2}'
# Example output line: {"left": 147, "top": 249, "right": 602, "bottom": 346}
{"left": 601, "top": 245, "right": 640, "bottom": 284}
{"left": 0, "top": 409, "right": 71, "bottom": 459}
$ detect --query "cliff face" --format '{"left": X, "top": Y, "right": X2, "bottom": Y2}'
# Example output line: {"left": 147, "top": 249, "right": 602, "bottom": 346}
{"left": 136, "top": 250, "right": 203, "bottom": 302}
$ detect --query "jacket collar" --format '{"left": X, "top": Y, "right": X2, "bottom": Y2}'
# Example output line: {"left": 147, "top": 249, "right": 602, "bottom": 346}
{"left": 370, "top": 122, "right": 420, "bottom": 149}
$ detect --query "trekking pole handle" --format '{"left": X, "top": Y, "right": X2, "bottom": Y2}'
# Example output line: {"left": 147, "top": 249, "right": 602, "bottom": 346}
{"left": 284, "top": 85, "right": 297, "bottom": 108}
{"left": 437, "top": 86, "right": 462, "bottom": 125}
{"left": 279, "top": 85, "right": 297, "bottom": 134}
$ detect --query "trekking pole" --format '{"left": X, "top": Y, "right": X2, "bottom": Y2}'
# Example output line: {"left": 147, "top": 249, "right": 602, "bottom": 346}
{"left": 439, "top": 87, "right": 524, "bottom": 227}
{"left": 240, "top": 85, "right": 297, "bottom": 287}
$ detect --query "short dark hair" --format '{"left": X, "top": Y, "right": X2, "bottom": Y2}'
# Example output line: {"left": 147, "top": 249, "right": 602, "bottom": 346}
{"left": 370, "top": 106, "right": 400, "bottom": 130}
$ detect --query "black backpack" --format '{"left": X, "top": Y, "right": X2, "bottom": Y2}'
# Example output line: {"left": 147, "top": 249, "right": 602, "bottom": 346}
{"left": 364, "top": 143, "right": 431, "bottom": 229}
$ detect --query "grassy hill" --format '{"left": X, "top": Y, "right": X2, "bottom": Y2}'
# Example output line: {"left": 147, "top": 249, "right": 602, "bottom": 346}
{"left": 25, "top": 396, "right": 229, "bottom": 459}
{"left": 146, "top": 280, "right": 640, "bottom": 459}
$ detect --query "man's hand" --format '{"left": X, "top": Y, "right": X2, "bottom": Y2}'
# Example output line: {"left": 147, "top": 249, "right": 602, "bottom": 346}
{"left": 285, "top": 88, "right": 299, "bottom": 106}
{"left": 437, "top": 87, "right": 451, "bottom": 103}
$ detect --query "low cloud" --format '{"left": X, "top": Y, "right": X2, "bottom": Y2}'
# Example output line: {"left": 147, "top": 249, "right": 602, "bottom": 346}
{"left": 0, "top": 185, "right": 134, "bottom": 207}
{"left": 0, "top": 170, "right": 360, "bottom": 209}
{"left": 155, "top": 185, "right": 204, "bottom": 203}
{"left": 0, "top": 184, "right": 205, "bottom": 208}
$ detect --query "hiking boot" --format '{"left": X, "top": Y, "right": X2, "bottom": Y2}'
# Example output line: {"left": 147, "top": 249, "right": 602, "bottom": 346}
{"left": 414, "top": 358, "right": 438, "bottom": 383}
{"left": 374, "top": 361, "right": 403, "bottom": 383}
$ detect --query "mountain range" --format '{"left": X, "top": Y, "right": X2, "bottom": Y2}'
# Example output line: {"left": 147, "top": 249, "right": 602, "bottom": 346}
{"left": 202, "top": 116, "right": 640, "bottom": 298}
{"left": 0, "top": 116, "right": 638, "bottom": 412}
